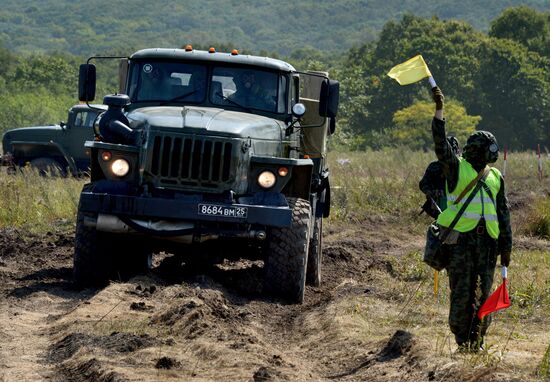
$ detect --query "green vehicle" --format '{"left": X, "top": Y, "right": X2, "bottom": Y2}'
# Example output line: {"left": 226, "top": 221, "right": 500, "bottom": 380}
{"left": 1, "top": 104, "right": 107, "bottom": 175}
{"left": 75, "top": 47, "right": 339, "bottom": 303}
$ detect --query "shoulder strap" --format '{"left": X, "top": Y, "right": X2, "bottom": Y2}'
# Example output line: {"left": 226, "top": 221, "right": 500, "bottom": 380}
{"left": 453, "top": 166, "right": 490, "bottom": 205}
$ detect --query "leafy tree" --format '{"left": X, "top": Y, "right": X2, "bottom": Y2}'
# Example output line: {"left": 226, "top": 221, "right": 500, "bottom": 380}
{"left": 474, "top": 38, "right": 549, "bottom": 149}
{"left": 339, "top": 14, "right": 485, "bottom": 138}
{"left": 0, "top": 41, "right": 15, "bottom": 78}
{"left": 489, "top": 6, "right": 550, "bottom": 56}
{"left": 0, "top": 89, "right": 74, "bottom": 136}
{"left": 391, "top": 100, "right": 479, "bottom": 150}
{"left": 337, "top": 10, "right": 549, "bottom": 150}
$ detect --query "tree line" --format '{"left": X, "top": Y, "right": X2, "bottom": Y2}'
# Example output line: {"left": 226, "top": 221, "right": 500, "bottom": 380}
{"left": 335, "top": 6, "right": 549, "bottom": 150}
{"left": 0, "top": 6, "right": 548, "bottom": 150}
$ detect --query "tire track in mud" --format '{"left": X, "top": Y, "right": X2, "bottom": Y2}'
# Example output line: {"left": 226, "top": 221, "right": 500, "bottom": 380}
{"left": 0, "top": 226, "right": 518, "bottom": 381}
{"left": 0, "top": 229, "right": 86, "bottom": 381}
{"left": 0, "top": 226, "right": 404, "bottom": 381}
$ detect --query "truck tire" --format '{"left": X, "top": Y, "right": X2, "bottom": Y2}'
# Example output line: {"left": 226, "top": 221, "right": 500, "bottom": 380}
{"left": 30, "top": 157, "right": 66, "bottom": 176}
{"left": 264, "top": 197, "right": 311, "bottom": 303}
{"left": 306, "top": 217, "right": 322, "bottom": 287}
{"left": 73, "top": 210, "right": 114, "bottom": 288}
{"left": 73, "top": 210, "right": 152, "bottom": 288}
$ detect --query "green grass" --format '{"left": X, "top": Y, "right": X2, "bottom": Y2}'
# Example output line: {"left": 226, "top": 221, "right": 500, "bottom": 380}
{"left": 0, "top": 148, "right": 547, "bottom": 234}
{"left": 0, "top": 168, "right": 84, "bottom": 232}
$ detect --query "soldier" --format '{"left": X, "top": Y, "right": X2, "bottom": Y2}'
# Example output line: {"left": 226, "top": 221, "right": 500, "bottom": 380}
{"left": 430, "top": 86, "right": 512, "bottom": 351}
{"left": 419, "top": 136, "right": 460, "bottom": 218}
{"left": 230, "top": 70, "right": 277, "bottom": 111}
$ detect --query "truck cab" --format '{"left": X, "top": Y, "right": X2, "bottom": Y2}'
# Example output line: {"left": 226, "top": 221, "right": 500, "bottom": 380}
{"left": 1, "top": 104, "right": 106, "bottom": 174}
{"left": 74, "top": 47, "right": 339, "bottom": 303}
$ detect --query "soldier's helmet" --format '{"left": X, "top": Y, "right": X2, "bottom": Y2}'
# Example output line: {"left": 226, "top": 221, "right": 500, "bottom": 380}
{"left": 463, "top": 131, "right": 499, "bottom": 164}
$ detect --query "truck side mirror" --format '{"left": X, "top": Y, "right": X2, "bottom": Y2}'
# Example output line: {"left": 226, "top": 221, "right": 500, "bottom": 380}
{"left": 79, "top": 64, "right": 96, "bottom": 102}
{"left": 319, "top": 79, "right": 340, "bottom": 118}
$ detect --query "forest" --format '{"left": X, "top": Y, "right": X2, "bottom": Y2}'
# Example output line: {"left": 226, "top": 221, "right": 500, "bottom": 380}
{"left": 0, "top": 4, "right": 548, "bottom": 150}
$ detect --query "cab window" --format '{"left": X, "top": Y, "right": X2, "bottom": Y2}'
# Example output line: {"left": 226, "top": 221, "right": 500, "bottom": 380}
{"left": 74, "top": 112, "right": 93, "bottom": 128}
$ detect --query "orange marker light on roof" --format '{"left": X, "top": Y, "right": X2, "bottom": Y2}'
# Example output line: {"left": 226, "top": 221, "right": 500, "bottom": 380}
{"left": 209, "top": 47, "right": 216, "bottom": 53}
{"left": 231, "top": 49, "right": 239, "bottom": 56}
{"left": 185, "top": 44, "right": 193, "bottom": 51}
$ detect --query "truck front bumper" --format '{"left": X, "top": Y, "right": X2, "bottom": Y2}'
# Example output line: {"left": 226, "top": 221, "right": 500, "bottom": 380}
{"left": 78, "top": 191, "right": 293, "bottom": 228}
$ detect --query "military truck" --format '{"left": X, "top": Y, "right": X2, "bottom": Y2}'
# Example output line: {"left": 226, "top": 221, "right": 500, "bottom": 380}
{"left": 75, "top": 47, "right": 339, "bottom": 303}
{"left": 1, "top": 104, "right": 107, "bottom": 175}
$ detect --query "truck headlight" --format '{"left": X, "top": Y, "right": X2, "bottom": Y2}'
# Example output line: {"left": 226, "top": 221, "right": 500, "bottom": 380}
{"left": 257, "top": 171, "right": 276, "bottom": 189}
{"left": 111, "top": 159, "right": 130, "bottom": 177}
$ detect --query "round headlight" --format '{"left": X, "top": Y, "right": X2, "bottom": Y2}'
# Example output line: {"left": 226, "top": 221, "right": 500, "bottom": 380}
{"left": 257, "top": 171, "right": 276, "bottom": 189}
{"left": 111, "top": 159, "right": 130, "bottom": 177}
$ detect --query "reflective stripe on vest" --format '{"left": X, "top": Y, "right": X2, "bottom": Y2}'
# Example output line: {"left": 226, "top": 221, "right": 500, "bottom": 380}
{"left": 436, "top": 159, "right": 501, "bottom": 239}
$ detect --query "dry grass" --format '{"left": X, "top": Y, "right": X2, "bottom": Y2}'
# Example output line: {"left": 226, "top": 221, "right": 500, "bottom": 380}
{"left": 0, "top": 168, "right": 84, "bottom": 232}
{"left": 325, "top": 148, "right": 549, "bottom": 380}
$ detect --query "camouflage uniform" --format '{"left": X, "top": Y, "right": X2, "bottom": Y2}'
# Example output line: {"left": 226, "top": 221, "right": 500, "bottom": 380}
{"left": 419, "top": 161, "right": 447, "bottom": 218}
{"left": 419, "top": 137, "right": 459, "bottom": 217}
{"left": 432, "top": 117, "right": 512, "bottom": 348}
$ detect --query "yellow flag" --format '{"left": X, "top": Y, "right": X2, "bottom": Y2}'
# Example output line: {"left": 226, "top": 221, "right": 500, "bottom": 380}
{"left": 387, "top": 55, "right": 432, "bottom": 85}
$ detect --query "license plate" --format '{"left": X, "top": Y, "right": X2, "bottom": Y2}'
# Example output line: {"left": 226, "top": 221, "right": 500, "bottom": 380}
{"left": 198, "top": 204, "right": 248, "bottom": 218}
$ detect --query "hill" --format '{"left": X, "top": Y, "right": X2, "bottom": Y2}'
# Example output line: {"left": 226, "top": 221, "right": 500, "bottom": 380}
{"left": 0, "top": 0, "right": 549, "bottom": 56}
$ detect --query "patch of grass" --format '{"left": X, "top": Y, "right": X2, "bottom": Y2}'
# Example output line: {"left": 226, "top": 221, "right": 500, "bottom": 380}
{"left": 522, "top": 197, "right": 550, "bottom": 238}
{"left": 0, "top": 168, "right": 84, "bottom": 232}
{"left": 539, "top": 344, "right": 550, "bottom": 379}
{"left": 328, "top": 149, "right": 549, "bottom": 226}
{"left": 339, "top": 244, "right": 549, "bottom": 378}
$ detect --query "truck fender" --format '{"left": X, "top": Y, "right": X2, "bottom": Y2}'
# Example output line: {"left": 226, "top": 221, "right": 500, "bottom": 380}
{"left": 283, "top": 164, "right": 313, "bottom": 201}
{"left": 10, "top": 140, "right": 77, "bottom": 175}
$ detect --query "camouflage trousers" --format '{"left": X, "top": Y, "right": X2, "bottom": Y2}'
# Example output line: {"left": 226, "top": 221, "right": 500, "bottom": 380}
{"left": 446, "top": 228, "right": 498, "bottom": 346}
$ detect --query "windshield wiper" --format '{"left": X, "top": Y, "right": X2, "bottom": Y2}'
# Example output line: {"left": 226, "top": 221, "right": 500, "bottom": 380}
{"left": 215, "top": 92, "right": 252, "bottom": 113}
{"left": 159, "top": 90, "right": 198, "bottom": 105}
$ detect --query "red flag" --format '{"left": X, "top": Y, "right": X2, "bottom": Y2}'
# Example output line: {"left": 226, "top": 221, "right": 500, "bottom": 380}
{"left": 477, "top": 268, "right": 511, "bottom": 319}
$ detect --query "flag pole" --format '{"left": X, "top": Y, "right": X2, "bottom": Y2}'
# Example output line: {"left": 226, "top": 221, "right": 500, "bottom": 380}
{"left": 428, "top": 76, "right": 437, "bottom": 88}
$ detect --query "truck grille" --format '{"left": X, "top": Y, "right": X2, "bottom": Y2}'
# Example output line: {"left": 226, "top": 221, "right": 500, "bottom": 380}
{"left": 149, "top": 134, "right": 234, "bottom": 188}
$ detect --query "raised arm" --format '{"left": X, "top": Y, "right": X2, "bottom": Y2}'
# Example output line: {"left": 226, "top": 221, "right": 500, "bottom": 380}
{"left": 431, "top": 86, "right": 459, "bottom": 190}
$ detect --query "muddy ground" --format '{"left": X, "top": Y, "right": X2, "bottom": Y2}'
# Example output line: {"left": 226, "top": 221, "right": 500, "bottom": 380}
{"left": 0, "top": 218, "right": 547, "bottom": 381}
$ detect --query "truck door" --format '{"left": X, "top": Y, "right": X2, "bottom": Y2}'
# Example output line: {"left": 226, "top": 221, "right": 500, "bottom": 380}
{"left": 298, "top": 72, "right": 329, "bottom": 159}
{"left": 62, "top": 109, "right": 97, "bottom": 170}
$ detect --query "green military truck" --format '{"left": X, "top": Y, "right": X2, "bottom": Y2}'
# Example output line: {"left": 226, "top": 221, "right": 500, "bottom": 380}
{"left": 75, "top": 47, "right": 339, "bottom": 303}
{"left": 1, "top": 104, "right": 107, "bottom": 175}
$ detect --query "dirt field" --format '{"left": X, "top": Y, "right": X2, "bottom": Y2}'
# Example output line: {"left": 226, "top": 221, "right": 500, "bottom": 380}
{"left": 0, "top": 216, "right": 548, "bottom": 381}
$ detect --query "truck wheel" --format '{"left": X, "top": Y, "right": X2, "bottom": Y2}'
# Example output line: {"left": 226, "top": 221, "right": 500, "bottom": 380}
{"left": 73, "top": 210, "right": 114, "bottom": 288}
{"left": 306, "top": 217, "right": 322, "bottom": 287}
{"left": 117, "top": 238, "right": 153, "bottom": 278}
{"left": 30, "top": 157, "right": 65, "bottom": 176}
{"left": 73, "top": 211, "right": 153, "bottom": 288}
{"left": 264, "top": 197, "right": 311, "bottom": 303}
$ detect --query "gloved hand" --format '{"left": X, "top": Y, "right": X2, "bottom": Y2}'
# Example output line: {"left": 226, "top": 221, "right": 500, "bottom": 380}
{"left": 500, "top": 251, "right": 511, "bottom": 267}
{"left": 432, "top": 86, "right": 444, "bottom": 110}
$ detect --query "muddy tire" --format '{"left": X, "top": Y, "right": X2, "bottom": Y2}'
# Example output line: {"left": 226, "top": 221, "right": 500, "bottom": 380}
{"left": 30, "top": 157, "right": 65, "bottom": 176}
{"left": 73, "top": 210, "right": 113, "bottom": 288}
{"left": 264, "top": 197, "right": 311, "bottom": 303}
{"left": 73, "top": 210, "right": 152, "bottom": 288}
{"left": 306, "top": 216, "right": 322, "bottom": 287}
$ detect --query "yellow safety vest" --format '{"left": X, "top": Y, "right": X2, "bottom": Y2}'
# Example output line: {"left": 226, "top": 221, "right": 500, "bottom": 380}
{"left": 437, "top": 159, "right": 501, "bottom": 239}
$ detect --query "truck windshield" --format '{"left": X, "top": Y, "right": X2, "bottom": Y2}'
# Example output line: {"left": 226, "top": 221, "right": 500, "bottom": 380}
{"left": 128, "top": 61, "right": 287, "bottom": 114}
{"left": 129, "top": 62, "right": 207, "bottom": 103}
{"left": 210, "top": 67, "right": 286, "bottom": 114}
